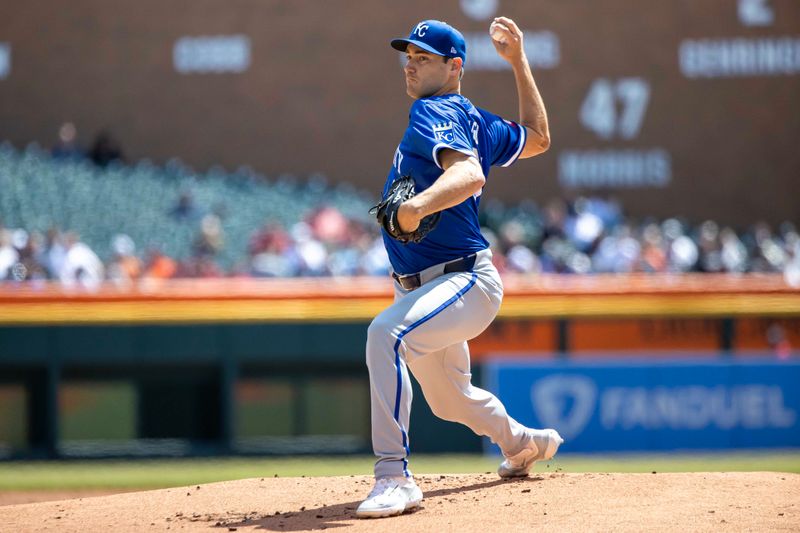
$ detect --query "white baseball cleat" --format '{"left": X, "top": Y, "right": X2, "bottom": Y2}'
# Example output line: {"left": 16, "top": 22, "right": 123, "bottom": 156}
{"left": 355, "top": 475, "right": 423, "bottom": 518}
{"left": 498, "top": 428, "right": 564, "bottom": 479}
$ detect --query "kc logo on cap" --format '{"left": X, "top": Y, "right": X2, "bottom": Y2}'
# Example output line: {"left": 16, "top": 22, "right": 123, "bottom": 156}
{"left": 413, "top": 23, "right": 429, "bottom": 37}
{"left": 391, "top": 19, "right": 467, "bottom": 65}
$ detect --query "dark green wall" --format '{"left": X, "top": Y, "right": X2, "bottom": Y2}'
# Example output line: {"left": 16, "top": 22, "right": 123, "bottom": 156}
{"left": 0, "top": 322, "right": 484, "bottom": 458}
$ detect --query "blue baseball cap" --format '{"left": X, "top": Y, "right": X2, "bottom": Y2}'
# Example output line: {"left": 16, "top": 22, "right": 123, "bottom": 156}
{"left": 391, "top": 20, "right": 467, "bottom": 65}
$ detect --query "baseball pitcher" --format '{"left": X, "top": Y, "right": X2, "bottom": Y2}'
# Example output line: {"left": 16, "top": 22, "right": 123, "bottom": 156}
{"left": 357, "top": 17, "right": 563, "bottom": 518}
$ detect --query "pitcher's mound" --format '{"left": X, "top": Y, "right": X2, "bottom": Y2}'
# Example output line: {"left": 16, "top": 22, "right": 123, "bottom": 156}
{"left": 1, "top": 472, "right": 797, "bottom": 532}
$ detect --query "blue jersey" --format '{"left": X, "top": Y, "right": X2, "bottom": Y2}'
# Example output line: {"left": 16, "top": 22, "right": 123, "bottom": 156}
{"left": 382, "top": 93, "right": 527, "bottom": 274}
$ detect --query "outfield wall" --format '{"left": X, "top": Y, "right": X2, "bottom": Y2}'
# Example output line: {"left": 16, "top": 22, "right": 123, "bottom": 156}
{"left": 0, "top": 274, "right": 798, "bottom": 458}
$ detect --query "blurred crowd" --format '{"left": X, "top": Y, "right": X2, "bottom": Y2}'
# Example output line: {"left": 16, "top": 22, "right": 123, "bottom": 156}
{"left": 0, "top": 123, "right": 797, "bottom": 287}
{"left": 2, "top": 194, "right": 799, "bottom": 288}
{"left": 0, "top": 204, "right": 392, "bottom": 288}
{"left": 480, "top": 196, "right": 800, "bottom": 278}
{"left": 51, "top": 122, "right": 125, "bottom": 168}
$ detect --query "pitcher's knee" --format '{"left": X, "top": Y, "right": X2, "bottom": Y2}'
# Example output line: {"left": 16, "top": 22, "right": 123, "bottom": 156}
{"left": 367, "top": 315, "right": 397, "bottom": 346}
{"left": 427, "top": 397, "right": 466, "bottom": 424}
{"left": 366, "top": 315, "right": 397, "bottom": 367}
{"left": 368, "top": 313, "right": 393, "bottom": 337}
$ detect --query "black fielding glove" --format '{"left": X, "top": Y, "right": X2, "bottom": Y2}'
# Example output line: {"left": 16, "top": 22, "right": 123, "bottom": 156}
{"left": 370, "top": 175, "right": 441, "bottom": 244}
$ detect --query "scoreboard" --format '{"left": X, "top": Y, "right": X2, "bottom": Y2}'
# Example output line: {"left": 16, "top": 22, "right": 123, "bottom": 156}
{"left": 0, "top": 0, "right": 797, "bottom": 225}
{"left": 460, "top": 0, "right": 799, "bottom": 224}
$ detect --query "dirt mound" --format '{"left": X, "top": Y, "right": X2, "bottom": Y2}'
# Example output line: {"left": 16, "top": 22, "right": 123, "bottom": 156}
{"left": 0, "top": 489, "right": 134, "bottom": 507}
{"left": 0, "top": 472, "right": 797, "bottom": 532}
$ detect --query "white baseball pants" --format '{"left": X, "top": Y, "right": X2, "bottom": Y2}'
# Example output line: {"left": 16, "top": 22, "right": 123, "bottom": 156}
{"left": 366, "top": 249, "right": 528, "bottom": 479}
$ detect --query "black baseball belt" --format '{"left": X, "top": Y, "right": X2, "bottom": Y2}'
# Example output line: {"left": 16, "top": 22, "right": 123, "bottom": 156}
{"left": 391, "top": 253, "right": 478, "bottom": 291}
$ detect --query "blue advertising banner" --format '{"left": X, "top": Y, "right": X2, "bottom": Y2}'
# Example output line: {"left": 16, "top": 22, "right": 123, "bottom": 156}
{"left": 484, "top": 358, "right": 800, "bottom": 452}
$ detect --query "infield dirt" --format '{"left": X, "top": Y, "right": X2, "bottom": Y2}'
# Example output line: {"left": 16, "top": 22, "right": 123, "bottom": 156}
{"left": 0, "top": 472, "right": 797, "bottom": 532}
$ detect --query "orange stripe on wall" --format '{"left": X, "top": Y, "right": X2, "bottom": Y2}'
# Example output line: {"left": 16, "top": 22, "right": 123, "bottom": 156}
{"left": 1, "top": 294, "right": 798, "bottom": 326}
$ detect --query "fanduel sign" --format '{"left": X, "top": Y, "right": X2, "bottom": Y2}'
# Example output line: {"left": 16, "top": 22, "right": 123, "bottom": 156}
{"left": 485, "top": 358, "right": 800, "bottom": 452}
{"left": 600, "top": 384, "right": 795, "bottom": 430}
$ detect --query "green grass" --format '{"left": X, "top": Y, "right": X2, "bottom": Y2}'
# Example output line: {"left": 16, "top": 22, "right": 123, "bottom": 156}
{"left": 0, "top": 452, "right": 798, "bottom": 491}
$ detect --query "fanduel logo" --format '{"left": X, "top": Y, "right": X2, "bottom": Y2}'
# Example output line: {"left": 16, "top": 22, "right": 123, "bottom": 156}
{"left": 531, "top": 375, "right": 597, "bottom": 440}
{"left": 601, "top": 385, "right": 796, "bottom": 430}
{"left": 530, "top": 376, "right": 797, "bottom": 439}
